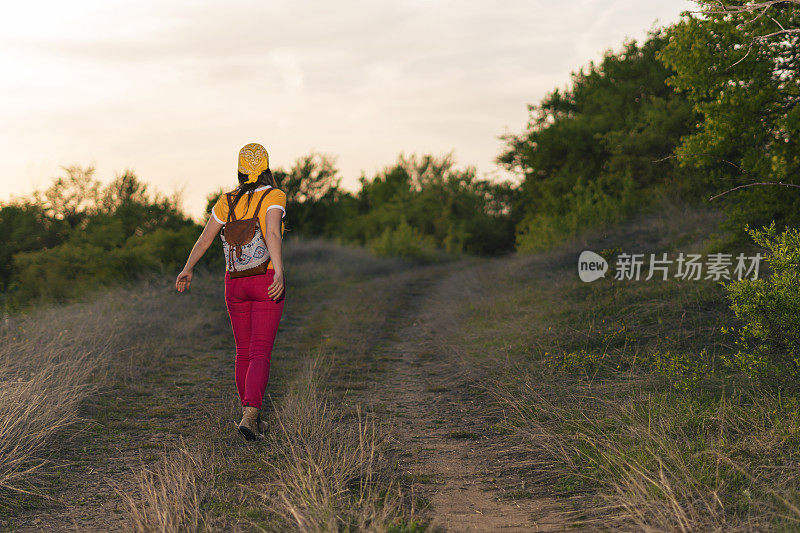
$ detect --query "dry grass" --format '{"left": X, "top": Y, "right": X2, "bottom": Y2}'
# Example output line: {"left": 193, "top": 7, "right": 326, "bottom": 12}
{"left": 490, "top": 375, "right": 800, "bottom": 531}
{"left": 114, "top": 352, "right": 413, "bottom": 533}
{"left": 11, "top": 210, "right": 790, "bottom": 531}
{"left": 117, "top": 440, "right": 211, "bottom": 533}
{"left": 0, "top": 271, "right": 220, "bottom": 509}
{"left": 258, "top": 352, "right": 407, "bottom": 532}
{"left": 110, "top": 238, "right": 423, "bottom": 532}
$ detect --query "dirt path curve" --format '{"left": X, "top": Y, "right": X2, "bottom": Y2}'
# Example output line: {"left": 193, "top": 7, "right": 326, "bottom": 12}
{"left": 352, "top": 259, "right": 570, "bottom": 532}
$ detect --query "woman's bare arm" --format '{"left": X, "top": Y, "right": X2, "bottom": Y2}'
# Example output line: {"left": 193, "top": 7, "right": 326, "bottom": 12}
{"left": 264, "top": 207, "right": 284, "bottom": 300}
{"left": 176, "top": 216, "right": 223, "bottom": 292}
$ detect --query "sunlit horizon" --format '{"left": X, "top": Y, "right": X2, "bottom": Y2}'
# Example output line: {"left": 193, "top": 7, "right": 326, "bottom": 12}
{"left": 0, "top": 0, "right": 693, "bottom": 221}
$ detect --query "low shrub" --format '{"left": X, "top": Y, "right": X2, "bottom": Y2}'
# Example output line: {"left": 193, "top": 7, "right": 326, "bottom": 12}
{"left": 516, "top": 176, "right": 640, "bottom": 252}
{"left": 724, "top": 224, "right": 800, "bottom": 387}
{"left": 648, "top": 349, "right": 711, "bottom": 391}
{"left": 369, "top": 219, "right": 439, "bottom": 261}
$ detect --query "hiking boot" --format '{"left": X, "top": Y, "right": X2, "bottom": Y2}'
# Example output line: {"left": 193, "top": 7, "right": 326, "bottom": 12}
{"left": 256, "top": 412, "right": 268, "bottom": 435}
{"left": 238, "top": 406, "right": 261, "bottom": 441}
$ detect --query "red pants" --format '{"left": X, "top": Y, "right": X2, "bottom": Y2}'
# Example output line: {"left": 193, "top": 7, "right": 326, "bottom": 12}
{"left": 224, "top": 269, "right": 284, "bottom": 409}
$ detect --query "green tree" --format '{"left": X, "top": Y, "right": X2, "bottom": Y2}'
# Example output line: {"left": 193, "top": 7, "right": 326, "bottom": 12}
{"left": 32, "top": 165, "right": 102, "bottom": 229}
{"left": 724, "top": 224, "right": 800, "bottom": 387}
{"left": 2, "top": 169, "right": 206, "bottom": 309}
{"left": 349, "top": 153, "right": 518, "bottom": 256}
{"left": 0, "top": 201, "right": 69, "bottom": 291}
{"left": 658, "top": 3, "right": 800, "bottom": 239}
{"left": 499, "top": 29, "right": 702, "bottom": 251}
{"left": 274, "top": 152, "right": 354, "bottom": 238}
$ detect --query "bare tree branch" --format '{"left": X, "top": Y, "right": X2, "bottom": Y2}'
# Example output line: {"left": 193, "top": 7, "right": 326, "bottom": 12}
{"left": 709, "top": 181, "right": 800, "bottom": 201}
{"left": 752, "top": 27, "right": 800, "bottom": 39}
{"left": 690, "top": 0, "right": 800, "bottom": 15}
{"left": 652, "top": 155, "right": 800, "bottom": 201}
{"left": 687, "top": 0, "right": 800, "bottom": 42}
{"left": 652, "top": 153, "right": 747, "bottom": 173}
{"left": 730, "top": 42, "right": 755, "bottom": 66}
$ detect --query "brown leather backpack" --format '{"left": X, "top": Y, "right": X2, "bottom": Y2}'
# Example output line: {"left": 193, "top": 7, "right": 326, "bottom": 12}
{"left": 221, "top": 189, "right": 274, "bottom": 278}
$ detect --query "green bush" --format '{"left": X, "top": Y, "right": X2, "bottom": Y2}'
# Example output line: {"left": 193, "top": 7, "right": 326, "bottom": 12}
{"left": 368, "top": 219, "right": 438, "bottom": 261}
{"left": 0, "top": 168, "right": 210, "bottom": 310}
{"left": 544, "top": 349, "right": 604, "bottom": 372}
{"left": 9, "top": 242, "right": 115, "bottom": 304}
{"left": 516, "top": 175, "right": 640, "bottom": 252}
{"left": 123, "top": 226, "right": 211, "bottom": 273}
{"left": 724, "top": 224, "right": 800, "bottom": 386}
{"left": 7, "top": 224, "right": 211, "bottom": 307}
{"left": 336, "top": 153, "right": 518, "bottom": 256}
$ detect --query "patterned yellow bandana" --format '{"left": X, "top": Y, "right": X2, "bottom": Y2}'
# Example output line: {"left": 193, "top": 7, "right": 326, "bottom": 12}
{"left": 238, "top": 143, "right": 270, "bottom": 184}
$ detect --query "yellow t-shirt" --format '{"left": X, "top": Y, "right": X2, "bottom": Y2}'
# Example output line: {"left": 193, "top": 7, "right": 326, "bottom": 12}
{"left": 211, "top": 185, "right": 286, "bottom": 271}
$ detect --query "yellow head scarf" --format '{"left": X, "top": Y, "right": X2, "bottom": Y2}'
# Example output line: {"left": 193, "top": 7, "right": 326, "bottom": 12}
{"left": 238, "top": 143, "right": 270, "bottom": 184}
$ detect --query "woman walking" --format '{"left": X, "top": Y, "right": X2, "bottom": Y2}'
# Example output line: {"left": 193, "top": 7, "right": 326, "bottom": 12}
{"left": 175, "top": 142, "right": 286, "bottom": 441}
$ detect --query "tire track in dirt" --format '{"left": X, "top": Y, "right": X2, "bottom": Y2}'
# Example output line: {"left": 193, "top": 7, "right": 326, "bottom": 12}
{"left": 354, "top": 259, "right": 571, "bottom": 532}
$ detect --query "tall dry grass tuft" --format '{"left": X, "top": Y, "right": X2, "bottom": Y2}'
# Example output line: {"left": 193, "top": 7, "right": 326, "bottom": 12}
{"left": 116, "top": 441, "right": 210, "bottom": 533}
{"left": 0, "top": 360, "right": 95, "bottom": 500}
{"left": 0, "top": 271, "right": 221, "bottom": 506}
{"left": 260, "top": 352, "right": 406, "bottom": 532}
{"left": 117, "top": 353, "right": 411, "bottom": 533}
{"left": 490, "top": 371, "right": 800, "bottom": 531}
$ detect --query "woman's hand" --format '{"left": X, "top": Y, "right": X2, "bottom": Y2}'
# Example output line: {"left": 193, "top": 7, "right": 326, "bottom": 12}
{"left": 268, "top": 271, "right": 285, "bottom": 300}
{"left": 176, "top": 269, "right": 193, "bottom": 292}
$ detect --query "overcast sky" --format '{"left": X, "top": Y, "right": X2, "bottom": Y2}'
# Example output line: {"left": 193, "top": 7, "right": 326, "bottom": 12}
{"left": 0, "top": 0, "right": 693, "bottom": 220}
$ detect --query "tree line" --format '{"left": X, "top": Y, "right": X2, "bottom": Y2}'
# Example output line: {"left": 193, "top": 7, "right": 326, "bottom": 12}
{"left": 1, "top": 3, "right": 798, "bottom": 313}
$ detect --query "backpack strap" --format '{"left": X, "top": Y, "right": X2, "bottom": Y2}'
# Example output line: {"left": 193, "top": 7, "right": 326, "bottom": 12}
{"left": 226, "top": 187, "right": 274, "bottom": 224}
{"left": 249, "top": 188, "right": 273, "bottom": 221}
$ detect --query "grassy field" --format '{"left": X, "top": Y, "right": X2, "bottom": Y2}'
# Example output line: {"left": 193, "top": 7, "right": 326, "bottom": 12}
{"left": 1, "top": 205, "right": 798, "bottom": 531}
{"left": 438, "top": 205, "right": 800, "bottom": 531}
